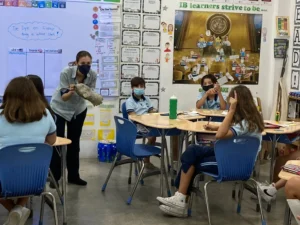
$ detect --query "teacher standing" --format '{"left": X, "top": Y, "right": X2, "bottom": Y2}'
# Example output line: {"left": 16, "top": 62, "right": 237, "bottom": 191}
{"left": 50, "top": 51, "right": 97, "bottom": 187}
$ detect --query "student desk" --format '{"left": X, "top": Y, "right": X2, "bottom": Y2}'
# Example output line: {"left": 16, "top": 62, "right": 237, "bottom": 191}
{"left": 196, "top": 109, "right": 227, "bottom": 118}
{"left": 278, "top": 161, "right": 300, "bottom": 225}
{"left": 129, "top": 114, "right": 193, "bottom": 197}
{"left": 263, "top": 121, "right": 300, "bottom": 212}
{"left": 53, "top": 137, "right": 72, "bottom": 225}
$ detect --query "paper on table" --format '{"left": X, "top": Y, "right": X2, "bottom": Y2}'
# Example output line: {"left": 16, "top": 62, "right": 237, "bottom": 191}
{"left": 287, "top": 200, "right": 300, "bottom": 225}
{"left": 222, "top": 111, "right": 228, "bottom": 115}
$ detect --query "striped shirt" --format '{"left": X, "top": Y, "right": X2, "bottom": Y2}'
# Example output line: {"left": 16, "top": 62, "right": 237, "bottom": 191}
{"left": 50, "top": 66, "right": 97, "bottom": 121}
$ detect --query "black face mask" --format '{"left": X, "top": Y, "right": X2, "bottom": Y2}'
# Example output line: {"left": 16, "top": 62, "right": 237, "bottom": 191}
{"left": 202, "top": 84, "right": 214, "bottom": 92}
{"left": 78, "top": 65, "right": 91, "bottom": 78}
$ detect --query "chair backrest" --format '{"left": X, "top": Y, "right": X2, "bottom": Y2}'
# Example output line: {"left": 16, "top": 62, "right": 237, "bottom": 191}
{"left": 214, "top": 136, "right": 260, "bottom": 182}
{"left": 121, "top": 102, "right": 129, "bottom": 119}
{"left": 0, "top": 143, "right": 53, "bottom": 197}
{"left": 114, "top": 116, "right": 137, "bottom": 158}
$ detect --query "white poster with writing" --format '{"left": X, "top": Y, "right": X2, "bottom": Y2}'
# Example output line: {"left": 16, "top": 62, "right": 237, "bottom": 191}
{"left": 123, "top": 14, "right": 141, "bottom": 29}
{"left": 123, "top": 0, "right": 141, "bottom": 12}
{"left": 143, "top": 15, "right": 160, "bottom": 30}
{"left": 143, "top": 0, "right": 161, "bottom": 13}
{"left": 122, "top": 30, "right": 141, "bottom": 45}
{"left": 121, "top": 47, "right": 140, "bottom": 63}
{"left": 142, "top": 48, "right": 160, "bottom": 64}
{"left": 142, "top": 31, "right": 160, "bottom": 46}
{"left": 121, "top": 64, "right": 140, "bottom": 79}
{"left": 142, "top": 65, "right": 160, "bottom": 80}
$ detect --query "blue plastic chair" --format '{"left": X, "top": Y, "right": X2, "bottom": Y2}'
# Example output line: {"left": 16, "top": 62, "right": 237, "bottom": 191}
{"left": 0, "top": 143, "right": 58, "bottom": 225}
{"left": 102, "top": 116, "right": 171, "bottom": 205}
{"left": 189, "top": 136, "right": 266, "bottom": 225}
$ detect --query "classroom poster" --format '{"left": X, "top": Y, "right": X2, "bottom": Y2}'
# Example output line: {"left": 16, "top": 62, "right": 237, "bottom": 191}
{"left": 98, "top": 129, "right": 115, "bottom": 140}
{"left": 121, "top": 64, "right": 140, "bottom": 78}
{"left": 84, "top": 114, "right": 95, "bottom": 126}
{"left": 81, "top": 130, "right": 96, "bottom": 141}
{"left": 172, "top": 11, "right": 262, "bottom": 85}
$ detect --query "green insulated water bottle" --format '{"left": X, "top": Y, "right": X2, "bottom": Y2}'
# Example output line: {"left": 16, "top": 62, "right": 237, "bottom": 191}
{"left": 169, "top": 95, "right": 177, "bottom": 119}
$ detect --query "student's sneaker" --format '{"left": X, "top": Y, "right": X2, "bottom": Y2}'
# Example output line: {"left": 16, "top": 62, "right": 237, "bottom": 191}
{"left": 159, "top": 205, "right": 188, "bottom": 218}
{"left": 144, "top": 163, "right": 160, "bottom": 172}
{"left": 156, "top": 191, "right": 187, "bottom": 209}
{"left": 5, "top": 205, "right": 22, "bottom": 225}
{"left": 258, "top": 183, "right": 277, "bottom": 202}
{"left": 18, "top": 207, "right": 30, "bottom": 225}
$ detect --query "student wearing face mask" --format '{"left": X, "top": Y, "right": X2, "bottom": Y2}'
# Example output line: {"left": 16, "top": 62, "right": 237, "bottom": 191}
{"left": 196, "top": 74, "right": 227, "bottom": 110}
{"left": 50, "top": 51, "right": 97, "bottom": 187}
{"left": 126, "top": 77, "right": 160, "bottom": 172}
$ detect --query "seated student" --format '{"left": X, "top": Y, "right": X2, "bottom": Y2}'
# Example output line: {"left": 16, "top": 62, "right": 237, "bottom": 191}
{"left": 126, "top": 77, "right": 159, "bottom": 171}
{"left": 157, "top": 85, "right": 264, "bottom": 217}
{"left": 285, "top": 177, "right": 300, "bottom": 221}
{"left": 196, "top": 74, "right": 227, "bottom": 110}
{"left": 258, "top": 156, "right": 300, "bottom": 202}
{"left": 26, "top": 74, "right": 54, "bottom": 117}
{"left": 0, "top": 77, "right": 56, "bottom": 225}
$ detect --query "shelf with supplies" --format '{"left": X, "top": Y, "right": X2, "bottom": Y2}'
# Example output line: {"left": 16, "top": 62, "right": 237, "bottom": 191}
{"left": 288, "top": 93, "right": 300, "bottom": 121}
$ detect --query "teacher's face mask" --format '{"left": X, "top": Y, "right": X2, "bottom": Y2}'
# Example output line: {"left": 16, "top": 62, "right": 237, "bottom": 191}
{"left": 78, "top": 65, "right": 91, "bottom": 77}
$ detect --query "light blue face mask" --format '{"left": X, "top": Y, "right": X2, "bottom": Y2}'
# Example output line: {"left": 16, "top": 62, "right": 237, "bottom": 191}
{"left": 133, "top": 88, "right": 145, "bottom": 96}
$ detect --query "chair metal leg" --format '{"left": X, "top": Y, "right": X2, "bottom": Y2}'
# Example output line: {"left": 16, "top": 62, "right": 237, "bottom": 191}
{"left": 134, "top": 162, "right": 138, "bottom": 176}
{"left": 250, "top": 178, "right": 266, "bottom": 225}
{"left": 49, "top": 170, "right": 63, "bottom": 204}
{"left": 188, "top": 175, "right": 201, "bottom": 216}
{"left": 162, "top": 158, "right": 172, "bottom": 197}
{"left": 237, "top": 182, "right": 245, "bottom": 214}
{"left": 39, "top": 195, "right": 45, "bottom": 225}
{"left": 127, "top": 161, "right": 145, "bottom": 205}
{"left": 44, "top": 192, "right": 59, "bottom": 225}
{"left": 204, "top": 180, "right": 215, "bottom": 225}
{"left": 128, "top": 162, "right": 133, "bottom": 184}
{"left": 102, "top": 152, "right": 120, "bottom": 191}
{"left": 164, "top": 137, "right": 171, "bottom": 172}
{"left": 136, "top": 160, "right": 144, "bottom": 185}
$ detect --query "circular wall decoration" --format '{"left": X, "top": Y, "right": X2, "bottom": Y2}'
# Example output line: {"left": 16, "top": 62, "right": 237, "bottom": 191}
{"left": 206, "top": 14, "right": 231, "bottom": 37}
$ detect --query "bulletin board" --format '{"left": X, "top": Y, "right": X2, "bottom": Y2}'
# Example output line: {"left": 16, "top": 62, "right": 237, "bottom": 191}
{"left": 119, "top": 0, "right": 162, "bottom": 113}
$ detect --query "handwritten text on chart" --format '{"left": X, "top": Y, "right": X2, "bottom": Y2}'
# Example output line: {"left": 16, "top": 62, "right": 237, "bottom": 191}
{"left": 8, "top": 22, "right": 63, "bottom": 41}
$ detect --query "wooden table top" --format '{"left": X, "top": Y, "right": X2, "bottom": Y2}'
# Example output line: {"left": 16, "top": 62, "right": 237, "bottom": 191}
{"left": 279, "top": 160, "right": 300, "bottom": 180}
{"left": 264, "top": 120, "right": 300, "bottom": 134}
{"left": 196, "top": 109, "right": 227, "bottom": 117}
{"left": 176, "top": 121, "right": 220, "bottom": 133}
{"left": 53, "top": 137, "right": 72, "bottom": 146}
{"left": 129, "top": 114, "right": 191, "bottom": 129}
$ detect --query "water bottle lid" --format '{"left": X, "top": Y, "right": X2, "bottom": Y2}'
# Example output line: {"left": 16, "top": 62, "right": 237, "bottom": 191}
{"left": 170, "top": 95, "right": 177, "bottom": 99}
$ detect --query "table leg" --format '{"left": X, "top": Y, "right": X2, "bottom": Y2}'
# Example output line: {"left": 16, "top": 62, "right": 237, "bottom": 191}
{"left": 170, "top": 136, "right": 174, "bottom": 186}
{"left": 160, "top": 129, "right": 166, "bottom": 197}
{"left": 62, "top": 145, "right": 67, "bottom": 225}
{"left": 270, "top": 134, "right": 277, "bottom": 184}
{"left": 177, "top": 131, "right": 188, "bottom": 173}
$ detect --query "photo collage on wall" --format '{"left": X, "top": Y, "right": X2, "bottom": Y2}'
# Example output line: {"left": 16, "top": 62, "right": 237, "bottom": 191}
{"left": 291, "top": 0, "right": 300, "bottom": 90}
{"left": 119, "top": 0, "right": 161, "bottom": 112}
{"left": 172, "top": 11, "right": 263, "bottom": 85}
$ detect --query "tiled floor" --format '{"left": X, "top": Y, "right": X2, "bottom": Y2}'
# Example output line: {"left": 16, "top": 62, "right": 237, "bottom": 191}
{"left": 0, "top": 158, "right": 295, "bottom": 225}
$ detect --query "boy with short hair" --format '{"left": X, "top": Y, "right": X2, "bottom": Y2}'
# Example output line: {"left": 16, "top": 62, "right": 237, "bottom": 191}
{"left": 126, "top": 77, "right": 158, "bottom": 171}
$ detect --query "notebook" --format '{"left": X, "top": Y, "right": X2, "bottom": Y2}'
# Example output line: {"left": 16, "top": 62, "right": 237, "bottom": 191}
{"left": 287, "top": 199, "right": 300, "bottom": 225}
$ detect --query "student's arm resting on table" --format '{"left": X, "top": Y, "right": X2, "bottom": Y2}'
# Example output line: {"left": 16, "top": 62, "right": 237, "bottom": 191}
{"left": 146, "top": 97, "right": 154, "bottom": 113}
{"left": 215, "top": 91, "right": 237, "bottom": 139}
